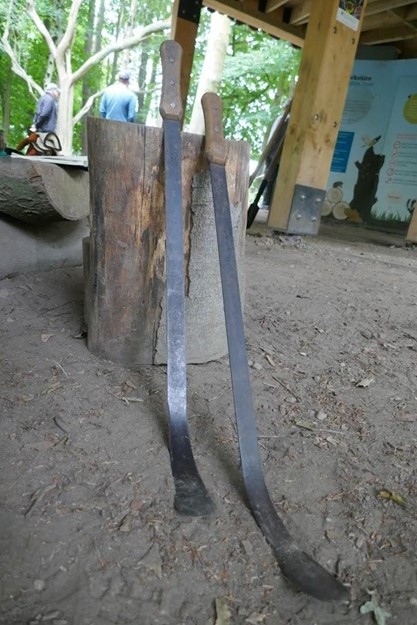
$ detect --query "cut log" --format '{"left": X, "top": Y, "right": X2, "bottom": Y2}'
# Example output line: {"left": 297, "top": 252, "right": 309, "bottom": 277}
{"left": 0, "top": 156, "right": 89, "bottom": 223}
{"left": 85, "top": 118, "right": 249, "bottom": 366}
{"left": 406, "top": 202, "right": 417, "bottom": 243}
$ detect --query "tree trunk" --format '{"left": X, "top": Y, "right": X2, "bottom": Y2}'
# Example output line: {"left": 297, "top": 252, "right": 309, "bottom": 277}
{"left": 85, "top": 118, "right": 249, "bottom": 366}
{"left": 57, "top": 80, "right": 75, "bottom": 155}
{"left": 137, "top": 44, "right": 149, "bottom": 123}
{"left": 1, "top": 59, "right": 12, "bottom": 144}
{"left": 121, "top": 0, "right": 138, "bottom": 69}
{"left": 144, "top": 59, "right": 159, "bottom": 126}
{"left": 188, "top": 12, "right": 231, "bottom": 135}
{"left": 0, "top": 156, "right": 89, "bottom": 223}
{"left": 111, "top": 5, "right": 125, "bottom": 81}
{"left": 93, "top": 0, "right": 106, "bottom": 54}
{"left": 81, "top": 0, "right": 96, "bottom": 152}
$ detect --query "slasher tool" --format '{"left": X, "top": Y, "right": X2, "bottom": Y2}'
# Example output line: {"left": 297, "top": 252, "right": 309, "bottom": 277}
{"left": 201, "top": 91, "right": 348, "bottom": 601}
{"left": 159, "top": 41, "right": 214, "bottom": 517}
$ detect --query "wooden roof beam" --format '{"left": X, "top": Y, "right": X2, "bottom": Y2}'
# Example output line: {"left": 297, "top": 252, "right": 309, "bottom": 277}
{"left": 395, "top": 33, "right": 417, "bottom": 56}
{"left": 289, "top": 1, "right": 311, "bottom": 25}
{"left": 404, "top": 5, "right": 417, "bottom": 18}
{"left": 362, "top": 8, "right": 406, "bottom": 30}
{"left": 391, "top": 7, "right": 417, "bottom": 29}
{"left": 364, "top": 0, "right": 416, "bottom": 16}
{"left": 360, "top": 23, "right": 417, "bottom": 43}
{"left": 264, "top": 0, "right": 287, "bottom": 11}
{"left": 203, "top": 0, "right": 305, "bottom": 46}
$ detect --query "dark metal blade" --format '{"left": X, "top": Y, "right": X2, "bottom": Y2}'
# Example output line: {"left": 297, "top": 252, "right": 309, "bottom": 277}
{"left": 246, "top": 177, "right": 268, "bottom": 229}
{"left": 208, "top": 161, "right": 348, "bottom": 601}
{"left": 162, "top": 117, "right": 214, "bottom": 517}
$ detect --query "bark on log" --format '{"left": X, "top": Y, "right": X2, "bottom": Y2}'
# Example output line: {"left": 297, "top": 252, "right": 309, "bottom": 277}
{"left": 0, "top": 156, "right": 89, "bottom": 223}
{"left": 406, "top": 203, "right": 417, "bottom": 243}
{"left": 85, "top": 118, "right": 249, "bottom": 366}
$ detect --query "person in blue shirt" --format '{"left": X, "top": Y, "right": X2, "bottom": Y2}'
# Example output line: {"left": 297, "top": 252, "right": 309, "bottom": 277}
{"left": 30, "top": 83, "right": 61, "bottom": 133}
{"left": 99, "top": 71, "right": 138, "bottom": 123}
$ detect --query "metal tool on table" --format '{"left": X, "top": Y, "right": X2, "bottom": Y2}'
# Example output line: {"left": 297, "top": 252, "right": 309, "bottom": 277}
{"left": 159, "top": 40, "right": 214, "bottom": 517}
{"left": 201, "top": 91, "right": 348, "bottom": 601}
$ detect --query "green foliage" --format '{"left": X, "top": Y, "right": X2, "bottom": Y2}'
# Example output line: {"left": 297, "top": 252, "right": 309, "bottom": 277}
{"left": 220, "top": 25, "right": 300, "bottom": 158}
{"left": 0, "top": 52, "right": 34, "bottom": 144}
{"left": 0, "top": 0, "right": 74, "bottom": 146}
{"left": 185, "top": 11, "right": 300, "bottom": 160}
{"left": 1, "top": 0, "right": 300, "bottom": 158}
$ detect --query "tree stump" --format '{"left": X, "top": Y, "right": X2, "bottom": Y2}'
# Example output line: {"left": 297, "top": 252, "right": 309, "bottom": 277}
{"left": 0, "top": 156, "right": 89, "bottom": 223}
{"left": 85, "top": 118, "right": 249, "bottom": 366}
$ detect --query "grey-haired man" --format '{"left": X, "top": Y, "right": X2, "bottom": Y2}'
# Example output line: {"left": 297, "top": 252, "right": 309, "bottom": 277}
{"left": 31, "top": 83, "right": 61, "bottom": 133}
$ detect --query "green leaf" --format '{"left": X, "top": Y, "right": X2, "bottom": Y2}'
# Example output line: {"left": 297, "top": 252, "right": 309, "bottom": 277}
{"left": 360, "top": 594, "right": 391, "bottom": 625}
{"left": 214, "top": 598, "right": 232, "bottom": 625}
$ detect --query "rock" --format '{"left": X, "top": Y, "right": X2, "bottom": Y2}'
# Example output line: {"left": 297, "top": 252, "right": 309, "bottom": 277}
{"left": 33, "top": 579, "right": 46, "bottom": 592}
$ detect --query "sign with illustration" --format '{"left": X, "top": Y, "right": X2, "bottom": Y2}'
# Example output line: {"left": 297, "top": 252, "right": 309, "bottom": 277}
{"left": 336, "top": 1, "right": 364, "bottom": 31}
{"left": 325, "top": 59, "right": 417, "bottom": 228}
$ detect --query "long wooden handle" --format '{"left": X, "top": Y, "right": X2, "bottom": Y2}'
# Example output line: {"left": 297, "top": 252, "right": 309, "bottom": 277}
{"left": 159, "top": 40, "right": 183, "bottom": 121}
{"left": 249, "top": 97, "right": 292, "bottom": 186}
{"left": 201, "top": 92, "right": 228, "bottom": 166}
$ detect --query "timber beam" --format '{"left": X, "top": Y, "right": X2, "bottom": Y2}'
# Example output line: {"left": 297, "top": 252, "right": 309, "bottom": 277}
{"left": 268, "top": 0, "right": 368, "bottom": 233}
{"left": 171, "top": 0, "right": 203, "bottom": 122}
{"left": 203, "top": 0, "right": 305, "bottom": 47}
{"left": 360, "top": 22, "right": 417, "bottom": 43}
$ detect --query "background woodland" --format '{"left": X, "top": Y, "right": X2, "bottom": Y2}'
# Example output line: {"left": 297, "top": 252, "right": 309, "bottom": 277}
{"left": 0, "top": 0, "right": 300, "bottom": 155}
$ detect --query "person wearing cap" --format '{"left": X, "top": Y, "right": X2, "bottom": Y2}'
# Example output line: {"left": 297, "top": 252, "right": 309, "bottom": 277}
{"left": 99, "top": 71, "right": 138, "bottom": 123}
{"left": 30, "top": 83, "right": 61, "bottom": 133}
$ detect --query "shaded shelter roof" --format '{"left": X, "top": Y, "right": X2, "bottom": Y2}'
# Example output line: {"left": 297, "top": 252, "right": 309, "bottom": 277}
{"left": 171, "top": 0, "right": 417, "bottom": 243}
{"left": 203, "top": 0, "right": 417, "bottom": 57}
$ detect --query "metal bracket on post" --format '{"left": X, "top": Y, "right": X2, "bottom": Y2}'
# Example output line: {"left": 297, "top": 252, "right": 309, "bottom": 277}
{"left": 286, "top": 184, "right": 325, "bottom": 235}
{"left": 178, "top": 0, "right": 202, "bottom": 23}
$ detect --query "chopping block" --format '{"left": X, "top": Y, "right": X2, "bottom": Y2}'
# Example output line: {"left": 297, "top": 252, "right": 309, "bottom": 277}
{"left": 84, "top": 118, "right": 249, "bottom": 366}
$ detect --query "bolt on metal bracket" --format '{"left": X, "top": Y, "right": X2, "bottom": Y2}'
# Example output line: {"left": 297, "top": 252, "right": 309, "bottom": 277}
{"left": 287, "top": 184, "right": 325, "bottom": 235}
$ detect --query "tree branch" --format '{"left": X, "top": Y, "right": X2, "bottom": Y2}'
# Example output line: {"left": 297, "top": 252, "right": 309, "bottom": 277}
{"left": 27, "top": 0, "right": 57, "bottom": 58}
{"left": 1, "top": 31, "right": 43, "bottom": 98}
{"left": 71, "top": 20, "right": 170, "bottom": 85}
{"left": 56, "top": 0, "right": 84, "bottom": 64}
{"left": 72, "top": 89, "right": 105, "bottom": 126}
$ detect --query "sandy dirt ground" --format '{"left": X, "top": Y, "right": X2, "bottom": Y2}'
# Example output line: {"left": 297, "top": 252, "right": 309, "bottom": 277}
{"left": 1, "top": 219, "right": 417, "bottom": 625}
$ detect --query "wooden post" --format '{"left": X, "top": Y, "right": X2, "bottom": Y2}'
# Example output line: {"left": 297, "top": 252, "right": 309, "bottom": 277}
{"left": 268, "top": 0, "right": 368, "bottom": 233}
{"left": 85, "top": 118, "right": 249, "bottom": 366}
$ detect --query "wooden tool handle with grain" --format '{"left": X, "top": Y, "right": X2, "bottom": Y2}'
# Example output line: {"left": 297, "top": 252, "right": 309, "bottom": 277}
{"left": 201, "top": 92, "right": 229, "bottom": 166}
{"left": 159, "top": 40, "right": 183, "bottom": 121}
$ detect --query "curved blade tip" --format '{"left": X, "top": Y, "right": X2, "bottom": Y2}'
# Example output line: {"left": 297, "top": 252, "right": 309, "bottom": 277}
{"left": 279, "top": 549, "right": 349, "bottom": 602}
{"left": 173, "top": 478, "right": 215, "bottom": 517}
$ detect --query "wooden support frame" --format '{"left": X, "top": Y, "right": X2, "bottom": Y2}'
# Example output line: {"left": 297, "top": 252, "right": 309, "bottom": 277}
{"left": 268, "top": 0, "right": 368, "bottom": 233}
{"left": 171, "top": 0, "right": 203, "bottom": 122}
{"left": 204, "top": 0, "right": 305, "bottom": 46}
